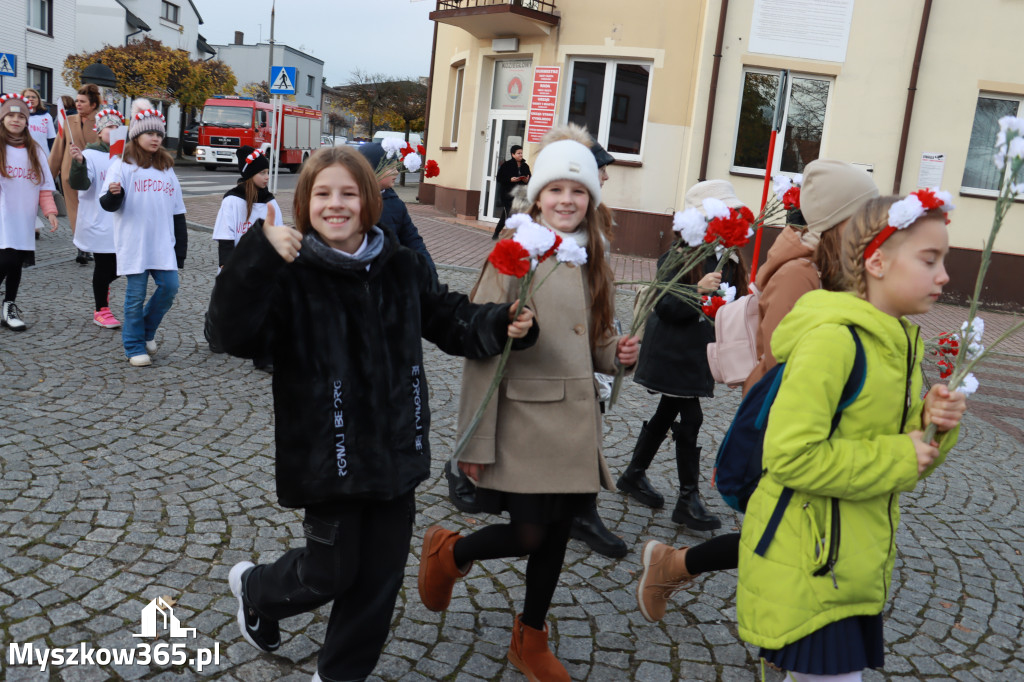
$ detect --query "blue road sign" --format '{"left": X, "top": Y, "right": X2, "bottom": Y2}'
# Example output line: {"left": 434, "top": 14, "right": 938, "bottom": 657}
{"left": 0, "top": 53, "right": 16, "bottom": 77}
{"left": 269, "top": 66, "right": 296, "bottom": 95}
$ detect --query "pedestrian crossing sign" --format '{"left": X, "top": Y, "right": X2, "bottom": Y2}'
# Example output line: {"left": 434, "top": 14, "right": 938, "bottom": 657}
{"left": 0, "top": 53, "right": 16, "bottom": 77}
{"left": 269, "top": 66, "right": 296, "bottom": 95}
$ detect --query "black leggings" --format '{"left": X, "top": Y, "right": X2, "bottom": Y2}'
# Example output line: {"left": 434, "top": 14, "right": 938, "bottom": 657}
{"left": 453, "top": 519, "right": 573, "bottom": 630}
{"left": 92, "top": 253, "right": 119, "bottom": 310}
{"left": 647, "top": 394, "right": 704, "bottom": 447}
{"left": 684, "top": 532, "right": 740, "bottom": 575}
{"left": 0, "top": 249, "right": 24, "bottom": 301}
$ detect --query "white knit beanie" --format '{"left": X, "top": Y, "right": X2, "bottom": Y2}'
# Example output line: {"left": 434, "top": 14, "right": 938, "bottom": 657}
{"left": 526, "top": 139, "right": 601, "bottom": 205}
{"left": 128, "top": 98, "right": 166, "bottom": 141}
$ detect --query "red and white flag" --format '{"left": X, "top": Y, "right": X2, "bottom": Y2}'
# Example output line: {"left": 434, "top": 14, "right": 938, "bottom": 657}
{"left": 108, "top": 126, "right": 128, "bottom": 159}
{"left": 56, "top": 99, "right": 74, "bottom": 145}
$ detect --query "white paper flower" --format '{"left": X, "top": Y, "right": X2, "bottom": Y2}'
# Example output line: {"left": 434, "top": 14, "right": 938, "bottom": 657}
{"left": 504, "top": 213, "right": 532, "bottom": 232}
{"left": 959, "top": 373, "right": 979, "bottom": 396}
{"left": 721, "top": 283, "right": 737, "bottom": 303}
{"left": 512, "top": 218, "right": 557, "bottom": 258}
{"left": 402, "top": 152, "right": 422, "bottom": 173}
{"left": 887, "top": 194, "right": 925, "bottom": 229}
{"left": 1007, "top": 136, "right": 1024, "bottom": 164}
{"left": 702, "top": 197, "right": 731, "bottom": 220}
{"left": 793, "top": 173, "right": 804, "bottom": 186}
{"left": 931, "top": 188, "right": 955, "bottom": 212}
{"left": 555, "top": 238, "right": 588, "bottom": 266}
{"left": 967, "top": 342, "right": 985, "bottom": 360}
{"left": 772, "top": 175, "right": 793, "bottom": 202}
{"left": 1010, "top": 182, "right": 1024, "bottom": 196}
{"left": 672, "top": 207, "right": 708, "bottom": 247}
{"left": 961, "top": 317, "right": 985, "bottom": 345}
{"left": 380, "top": 137, "right": 405, "bottom": 157}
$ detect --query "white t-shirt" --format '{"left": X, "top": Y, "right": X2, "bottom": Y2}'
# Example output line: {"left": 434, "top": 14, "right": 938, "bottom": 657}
{"left": 212, "top": 194, "right": 282, "bottom": 245}
{"left": 0, "top": 145, "right": 56, "bottom": 251}
{"left": 28, "top": 113, "right": 56, "bottom": 152}
{"left": 73, "top": 147, "right": 117, "bottom": 254}
{"left": 101, "top": 158, "right": 186, "bottom": 275}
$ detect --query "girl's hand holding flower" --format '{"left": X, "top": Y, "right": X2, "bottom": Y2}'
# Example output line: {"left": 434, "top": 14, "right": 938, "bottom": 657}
{"left": 616, "top": 335, "right": 640, "bottom": 367}
{"left": 908, "top": 430, "right": 940, "bottom": 474}
{"left": 922, "top": 384, "right": 967, "bottom": 433}
{"left": 507, "top": 300, "right": 534, "bottom": 339}
{"left": 697, "top": 271, "right": 722, "bottom": 295}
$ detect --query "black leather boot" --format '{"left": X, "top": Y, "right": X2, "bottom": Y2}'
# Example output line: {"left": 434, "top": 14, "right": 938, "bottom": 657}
{"left": 570, "top": 501, "right": 627, "bottom": 558}
{"left": 445, "top": 460, "right": 481, "bottom": 514}
{"left": 616, "top": 421, "right": 665, "bottom": 508}
{"left": 670, "top": 425, "right": 721, "bottom": 531}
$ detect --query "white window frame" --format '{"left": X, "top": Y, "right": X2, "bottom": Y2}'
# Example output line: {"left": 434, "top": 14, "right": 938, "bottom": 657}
{"left": 960, "top": 92, "right": 1023, "bottom": 198}
{"left": 450, "top": 65, "right": 465, "bottom": 147}
{"left": 27, "top": 0, "right": 51, "bottom": 34}
{"left": 161, "top": 1, "right": 180, "bottom": 24}
{"left": 730, "top": 67, "right": 834, "bottom": 178}
{"left": 565, "top": 57, "right": 653, "bottom": 162}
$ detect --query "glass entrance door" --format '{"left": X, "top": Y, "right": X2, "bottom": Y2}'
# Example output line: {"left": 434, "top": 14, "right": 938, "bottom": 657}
{"left": 480, "top": 117, "right": 527, "bottom": 222}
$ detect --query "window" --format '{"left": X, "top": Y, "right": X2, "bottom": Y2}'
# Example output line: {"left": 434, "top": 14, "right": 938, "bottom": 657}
{"left": 567, "top": 59, "right": 651, "bottom": 159}
{"left": 732, "top": 69, "right": 832, "bottom": 175}
{"left": 307, "top": 75, "right": 314, "bottom": 97}
{"left": 962, "top": 94, "right": 1022, "bottom": 194}
{"left": 450, "top": 65, "right": 465, "bottom": 145}
{"left": 161, "top": 1, "right": 179, "bottom": 24}
{"left": 27, "top": 0, "right": 51, "bottom": 33}
{"left": 27, "top": 65, "right": 52, "bottom": 103}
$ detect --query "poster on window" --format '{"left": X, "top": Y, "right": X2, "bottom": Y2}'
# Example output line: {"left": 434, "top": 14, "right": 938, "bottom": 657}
{"left": 527, "top": 66, "right": 560, "bottom": 143}
{"left": 491, "top": 59, "right": 533, "bottom": 111}
{"left": 748, "top": 0, "right": 855, "bottom": 63}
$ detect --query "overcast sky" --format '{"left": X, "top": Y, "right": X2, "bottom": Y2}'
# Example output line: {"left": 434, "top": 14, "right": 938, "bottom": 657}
{"left": 193, "top": 0, "right": 436, "bottom": 86}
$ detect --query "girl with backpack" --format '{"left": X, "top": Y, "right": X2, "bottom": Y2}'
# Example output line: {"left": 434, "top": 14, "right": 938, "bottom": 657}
{"left": 616, "top": 180, "right": 748, "bottom": 532}
{"left": 0, "top": 93, "right": 59, "bottom": 331}
{"left": 635, "top": 161, "right": 880, "bottom": 624}
{"left": 417, "top": 136, "right": 639, "bottom": 682}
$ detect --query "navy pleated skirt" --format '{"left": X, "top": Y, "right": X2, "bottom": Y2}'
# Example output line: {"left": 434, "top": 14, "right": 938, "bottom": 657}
{"left": 760, "top": 613, "right": 884, "bottom": 675}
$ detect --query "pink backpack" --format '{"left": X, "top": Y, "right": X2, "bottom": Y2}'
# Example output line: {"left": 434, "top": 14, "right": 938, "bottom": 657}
{"left": 707, "top": 285, "right": 761, "bottom": 388}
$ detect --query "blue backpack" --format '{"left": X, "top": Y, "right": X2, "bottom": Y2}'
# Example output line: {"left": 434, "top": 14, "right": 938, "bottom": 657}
{"left": 713, "top": 326, "right": 866, "bottom": 552}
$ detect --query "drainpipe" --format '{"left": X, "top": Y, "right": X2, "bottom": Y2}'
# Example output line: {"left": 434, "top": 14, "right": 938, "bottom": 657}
{"left": 892, "top": 0, "right": 933, "bottom": 194}
{"left": 698, "top": 0, "right": 729, "bottom": 181}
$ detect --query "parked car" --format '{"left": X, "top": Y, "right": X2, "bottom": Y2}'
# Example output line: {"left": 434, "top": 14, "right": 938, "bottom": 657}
{"left": 320, "top": 135, "right": 348, "bottom": 148}
{"left": 371, "top": 130, "right": 422, "bottom": 148}
{"left": 182, "top": 124, "right": 199, "bottom": 156}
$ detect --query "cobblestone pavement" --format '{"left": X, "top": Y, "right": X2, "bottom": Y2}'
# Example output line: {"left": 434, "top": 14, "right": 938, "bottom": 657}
{"left": 0, "top": 217, "right": 1022, "bottom": 682}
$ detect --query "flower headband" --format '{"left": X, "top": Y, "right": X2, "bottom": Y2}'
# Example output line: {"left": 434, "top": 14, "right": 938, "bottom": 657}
{"left": 133, "top": 109, "right": 165, "bottom": 123}
{"left": 862, "top": 188, "right": 954, "bottom": 261}
{"left": 242, "top": 149, "right": 264, "bottom": 173}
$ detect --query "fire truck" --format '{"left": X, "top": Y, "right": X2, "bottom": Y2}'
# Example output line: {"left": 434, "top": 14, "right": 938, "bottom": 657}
{"left": 194, "top": 95, "right": 322, "bottom": 172}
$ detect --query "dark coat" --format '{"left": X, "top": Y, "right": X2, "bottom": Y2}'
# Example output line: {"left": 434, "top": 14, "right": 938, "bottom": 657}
{"left": 633, "top": 254, "right": 742, "bottom": 398}
{"left": 206, "top": 221, "right": 536, "bottom": 507}
{"left": 496, "top": 158, "right": 530, "bottom": 206}
{"left": 380, "top": 187, "right": 435, "bottom": 274}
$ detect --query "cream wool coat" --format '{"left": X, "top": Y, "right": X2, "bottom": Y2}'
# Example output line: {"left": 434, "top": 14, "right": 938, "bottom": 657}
{"left": 455, "top": 257, "right": 619, "bottom": 494}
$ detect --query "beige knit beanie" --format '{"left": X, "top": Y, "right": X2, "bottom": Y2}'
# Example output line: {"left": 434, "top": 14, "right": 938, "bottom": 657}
{"left": 801, "top": 159, "right": 879, "bottom": 236}
{"left": 684, "top": 179, "right": 746, "bottom": 215}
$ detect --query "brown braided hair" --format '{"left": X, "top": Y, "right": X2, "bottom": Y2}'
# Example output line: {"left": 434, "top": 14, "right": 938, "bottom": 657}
{"left": 814, "top": 222, "right": 846, "bottom": 292}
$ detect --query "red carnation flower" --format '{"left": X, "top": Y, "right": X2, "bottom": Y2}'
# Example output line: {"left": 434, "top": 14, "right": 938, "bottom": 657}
{"left": 705, "top": 209, "right": 752, "bottom": 249}
{"left": 424, "top": 159, "right": 440, "bottom": 178}
{"left": 488, "top": 239, "right": 531, "bottom": 278}
{"left": 914, "top": 188, "right": 943, "bottom": 211}
{"left": 937, "top": 358, "right": 954, "bottom": 379}
{"left": 538, "top": 233, "right": 563, "bottom": 263}
{"left": 738, "top": 206, "right": 755, "bottom": 223}
{"left": 782, "top": 187, "right": 801, "bottom": 210}
{"left": 701, "top": 295, "right": 727, "bottom": 319}
{"left": 417, "top": 144, "right": 425, "bottom": 156}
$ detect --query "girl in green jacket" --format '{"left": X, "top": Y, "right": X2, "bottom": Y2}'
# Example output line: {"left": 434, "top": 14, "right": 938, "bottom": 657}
{"left": 733, "top": 193, "right": 968, "bottom": 680}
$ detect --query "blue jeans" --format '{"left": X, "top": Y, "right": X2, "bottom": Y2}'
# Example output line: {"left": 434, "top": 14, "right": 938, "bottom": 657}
{"left": 123, "top": 270, "right": 179, "bottom": 358}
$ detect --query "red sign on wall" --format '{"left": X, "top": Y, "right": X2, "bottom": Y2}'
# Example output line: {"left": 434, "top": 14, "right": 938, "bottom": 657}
{"left": 527, "top": 66, "right": 560, "bottom": 143}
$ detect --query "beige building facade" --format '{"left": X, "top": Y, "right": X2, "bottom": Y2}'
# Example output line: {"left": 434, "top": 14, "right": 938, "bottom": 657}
{"left": 421, "top": 0, "right": 1024, "bottom": 308}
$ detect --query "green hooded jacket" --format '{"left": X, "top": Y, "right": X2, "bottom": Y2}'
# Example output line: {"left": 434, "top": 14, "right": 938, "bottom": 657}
{"left": 737, "top": 289, "right": 959, "bottom": 649}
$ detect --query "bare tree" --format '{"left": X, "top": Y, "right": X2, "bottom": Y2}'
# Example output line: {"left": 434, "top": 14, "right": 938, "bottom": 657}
{"left": 334, "top": 70, "right": 400, "bottom": 137}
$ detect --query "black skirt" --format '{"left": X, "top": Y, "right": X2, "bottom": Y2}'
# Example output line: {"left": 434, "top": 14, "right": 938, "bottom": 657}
{"left": 760, "top": 613, "right": 884, "bottom": 675}
{"left": 475, "top": 489, "right": 595, "bottom": 524}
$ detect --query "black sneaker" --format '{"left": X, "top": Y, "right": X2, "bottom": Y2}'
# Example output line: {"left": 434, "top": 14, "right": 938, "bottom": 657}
{"left": 228, "top": 561, "right": 281, "bottom": 652}
{"left": 76, "top": 249, "right": 89, "bottom": 264}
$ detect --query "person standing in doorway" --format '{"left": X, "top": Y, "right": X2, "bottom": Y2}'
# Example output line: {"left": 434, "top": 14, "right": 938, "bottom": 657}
{"left": 492, "top": 144, "right": 530, "bottom": 239}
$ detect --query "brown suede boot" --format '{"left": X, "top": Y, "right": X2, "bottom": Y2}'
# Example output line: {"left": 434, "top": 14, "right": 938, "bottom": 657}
{"left": 418, "top": 525, "right": 471, "bottom": 612}
{"left": 636, "top": 540, "right": 694, "bottom": 623}
{"left": 507, "top": 614, "right": 570, "bottom": 682}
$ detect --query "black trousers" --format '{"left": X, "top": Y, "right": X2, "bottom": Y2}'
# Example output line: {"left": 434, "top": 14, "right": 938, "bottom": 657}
{"left": 0, "top": 248, "right": 26, "bottom": 301}
{"left": 92, "top": 252, "right": 119, "bottom": 310}
{"left": 245, "top": 491, "right": 415, "bottom": 682}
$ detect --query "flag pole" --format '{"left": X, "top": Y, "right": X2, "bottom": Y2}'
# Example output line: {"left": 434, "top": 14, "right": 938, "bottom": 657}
{"left": 750, "top": 69, "right": 788, "bottom": 282}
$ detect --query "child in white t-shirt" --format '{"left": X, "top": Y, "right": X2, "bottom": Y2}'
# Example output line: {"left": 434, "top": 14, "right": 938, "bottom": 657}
{"left": 69, "top": 108, "right": 125, "bottom": 329}
{"left": 100, "top": 100, "right": 186, "bottom": 367}
{"left": 0, "top": 93, "right": 59, "bottom": 331}
{"left": 213, "top": 145, "right": 280, "bottom": 268}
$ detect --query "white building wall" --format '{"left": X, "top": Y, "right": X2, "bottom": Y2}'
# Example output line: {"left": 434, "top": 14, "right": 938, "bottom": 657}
{"left": 0, "top": 0, "right": 78, "bottom": 105}
{"left": 75, "top": 0, "right": 128, "bottom": 53}
{"left": 213, "top": 43, "right": 323, "bottom": 110}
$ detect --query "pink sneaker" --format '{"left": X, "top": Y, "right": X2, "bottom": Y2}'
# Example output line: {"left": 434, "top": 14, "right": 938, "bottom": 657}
{"left": 93, "top": 307, "right": 121, "bottom": 329}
